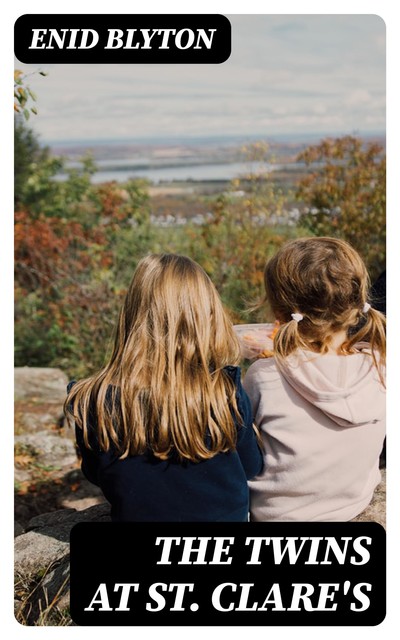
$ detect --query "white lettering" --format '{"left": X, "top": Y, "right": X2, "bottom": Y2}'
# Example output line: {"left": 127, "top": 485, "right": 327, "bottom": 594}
{"left": 155, "top": 537, "right": 181, "bottom": 564}
{"left": 105, "top": 29, "right": 124, "bottom": 49}
{"left": 84, "top": 583, "right": 112, "bottom": 611}
{"left": 351, "top": 537, "right": 372, "bottom": 565}
{"left": 159, "top": 28, "right": 176, "bottom": 48}
{"left": 211, "top": 583, "right": 237, "bottom": 612}
{"left": 175, "top": 28, "right": 195, "bottom": 50}
{"left": 29, "top": 29, "right": 47, "bottom": 49}
{"left": 114, "top": 583, "right": 139, "bottom": 611}
{"left": 194, "top": 28, "right": 216, "bottom": 49}
{"left": 141, "top": 28, "right": 159, "bottom": 49}
{"left": 351, "top": 583, "right": 371, "bottom": 611}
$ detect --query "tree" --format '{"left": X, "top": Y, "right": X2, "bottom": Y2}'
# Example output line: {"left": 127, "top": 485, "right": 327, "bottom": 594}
{"left": 14, "top": 69, "right": 47, "bottom": 119}
{"left": 14, "top": 117, "right": 52, "bottom": 207}
{"left": 295, "top": 135, "right": 386, "bottom": 278}
{"left": 14, "top": 209, "right": 116, "bottom": 375}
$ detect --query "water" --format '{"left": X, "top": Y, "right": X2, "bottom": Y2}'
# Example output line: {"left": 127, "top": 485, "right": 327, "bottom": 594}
{"left": 59, "top": 161, "right": 279, "bottom": 184}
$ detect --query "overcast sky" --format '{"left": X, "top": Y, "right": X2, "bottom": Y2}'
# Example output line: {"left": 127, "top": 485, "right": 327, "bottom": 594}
{"left": 16, "top": 14, "right": 386, "bottom": 144}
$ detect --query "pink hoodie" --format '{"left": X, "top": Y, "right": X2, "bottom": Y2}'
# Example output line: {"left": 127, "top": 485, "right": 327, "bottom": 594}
{"left": 243, "top": 348, "right": 386, "bottom": 521}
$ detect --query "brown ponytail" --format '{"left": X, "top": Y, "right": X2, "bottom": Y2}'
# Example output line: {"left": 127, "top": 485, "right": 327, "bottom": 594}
{"left": 343, "top": 306, "right": 386, "bottom": 384}
{"left": 259, "top": 237, "right": 386, "bottom": 384}
{"left": 273, "top": 316, "right": 309, "bottom": 360}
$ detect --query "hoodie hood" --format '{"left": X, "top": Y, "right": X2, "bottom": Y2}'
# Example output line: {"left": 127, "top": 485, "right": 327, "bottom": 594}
{"left": 276, "top": 349, "right": 385, "bottom": 427}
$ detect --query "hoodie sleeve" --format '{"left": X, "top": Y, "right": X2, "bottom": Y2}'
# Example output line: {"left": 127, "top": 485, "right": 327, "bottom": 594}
{"left": 242, "top": 362, "right": 263, "bottom": 423}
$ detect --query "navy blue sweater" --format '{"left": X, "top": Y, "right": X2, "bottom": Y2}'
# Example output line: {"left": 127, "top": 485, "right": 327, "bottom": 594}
{"left": 69, "top": 366, "right": 263, "bottom": 522}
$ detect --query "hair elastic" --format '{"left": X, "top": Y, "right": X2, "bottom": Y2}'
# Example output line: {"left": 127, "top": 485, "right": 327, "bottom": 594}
{"left": 362, "top": 302, "right": 371, "bottom": 313}
{"left": 291, "top": 313, "right": 304, "bottom": 323}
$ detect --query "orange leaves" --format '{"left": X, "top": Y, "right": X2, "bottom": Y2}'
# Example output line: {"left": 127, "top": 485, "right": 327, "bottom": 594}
{"left": 97, "top": 182, "right": 125, "bottom": 219}
{"left": 15, "top": 454, "right": 34, "bottom": 470}
{"left": 297, "top": 135, "right": 365, "bottom": 166}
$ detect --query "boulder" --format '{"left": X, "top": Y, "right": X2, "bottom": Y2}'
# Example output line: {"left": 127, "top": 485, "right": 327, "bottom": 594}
{"left": 14, "top": 503, "right": 111, "bottom": 625}
{"left": 14, "top": 367, "right": 69, "bottom": 403}
{"left": 14, "top": 367, "right": 73, "bottom": 439}
{"left": 15, "top": 431, "right": 77, "bottom": 475}
{"left": 14, "top": 366, "right": 92, "bottom": 531}
{"left": 351, "top": 469, "right": 386, "bottom": 528}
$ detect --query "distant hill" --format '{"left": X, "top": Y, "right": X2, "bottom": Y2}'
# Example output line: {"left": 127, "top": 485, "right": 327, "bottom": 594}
{"left": 48, "top": 132, "right": 385, "bottom": 186}
{"left": 48, "top": 131, "right": 386, "bottom": 163}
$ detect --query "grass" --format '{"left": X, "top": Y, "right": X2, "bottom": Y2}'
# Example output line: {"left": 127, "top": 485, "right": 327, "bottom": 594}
{"left": 14, "top": 560, "right": 72, "bottom": 626}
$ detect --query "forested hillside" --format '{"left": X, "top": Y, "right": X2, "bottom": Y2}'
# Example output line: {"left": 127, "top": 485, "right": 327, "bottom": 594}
{"left": 15, "top": 106, "right": 386, "bottom": 379}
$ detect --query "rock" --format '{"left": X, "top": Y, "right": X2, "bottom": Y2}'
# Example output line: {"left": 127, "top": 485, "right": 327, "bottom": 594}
{"left": 59, "top": 495, "right": 106, "bottom": 511}
{"left": 56, "top": 469, "right": 107, "bottom": 511}
{"left": 14, "top": 432, "right": 78, "bottom": 488}
{"left": 27, "top": 507, "right": 80, "bottom": 533}
{"left": 25, "top": 503, "right": 111, "bottom": 537}
{"left": 15, "top": 553, "right": 72, "bottom": 625}
{"left": 14, "top": 367, "right": 86, "bottom": 530}
{"left": 15, "top": 403, "right": 67, "bottom": 434}
{"left": 15, "top": 431, "right": 77, "bottom": 466}
{"left": 14, "top": 367, "right": 69, "bottom": 403}
{"left": 14, "top": 527, "right": 70, "bottom": 574}
{"left": 351, "top": 469, "right": 386, "bottom": 528}
{"left": 14, "top": 367, "right": 74, "bottom": 442}
{"left": 14, "top": 503, "right": 111, "bottom": 625}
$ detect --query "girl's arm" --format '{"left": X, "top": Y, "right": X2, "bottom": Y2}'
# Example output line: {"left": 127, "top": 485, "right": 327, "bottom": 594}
{"left": 234, "top": 374, "right": 264, "bottom": 479}
{"left": 75, "top": 422, "right": 101, "bottom": 487}
{"left": 242, "top": 362, "right": 262, "bottom": 421}
{"left": 67, "top": 380, "right": 101, "bottom": 487}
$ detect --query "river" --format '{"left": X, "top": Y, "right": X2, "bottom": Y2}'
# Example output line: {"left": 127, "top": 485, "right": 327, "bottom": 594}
{"left": 58, "top": 160, "right": 280, "bottom": 184}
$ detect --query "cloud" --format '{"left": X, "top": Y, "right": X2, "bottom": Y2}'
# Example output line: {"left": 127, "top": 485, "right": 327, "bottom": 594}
{"left": 19, "top": 14, "right": 385, "bottom": 142}
{"left": 345, "top": 89, "right": 373, "bottom": 106}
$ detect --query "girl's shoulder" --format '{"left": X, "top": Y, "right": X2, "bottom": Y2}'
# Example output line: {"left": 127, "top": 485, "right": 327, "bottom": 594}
{"left": 353, "top": 341, "right": 382, "bottom": 358}
{"left": 244, "top": 356, "right": 281, "bottom": 385}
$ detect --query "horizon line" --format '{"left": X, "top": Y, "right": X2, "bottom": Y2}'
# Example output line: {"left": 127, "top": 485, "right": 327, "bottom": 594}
{"left": 43, "top": 130, "right": 386, "bottom": 148}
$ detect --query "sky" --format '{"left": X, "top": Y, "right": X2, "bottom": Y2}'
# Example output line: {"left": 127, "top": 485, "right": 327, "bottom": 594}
{"left": 15, "top": 14, "right": 386, "bottom": 145}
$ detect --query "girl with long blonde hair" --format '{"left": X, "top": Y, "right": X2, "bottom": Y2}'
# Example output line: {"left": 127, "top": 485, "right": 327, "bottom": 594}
{"left": 243, "top": 237, "right": 386, "bottom": 521}
{"left": 65, "top": 253, "right": 263, "bottom": 521}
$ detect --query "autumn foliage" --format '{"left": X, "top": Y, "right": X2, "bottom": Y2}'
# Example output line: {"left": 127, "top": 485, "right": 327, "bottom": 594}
{"left": 14, "top": 208, "right": 116, "bottom": 374}
{"left": 296, "top": 135, "right": 386, "bottom": 278}
{"left": 14, "top": 123, "right": 386, "bottom": 377}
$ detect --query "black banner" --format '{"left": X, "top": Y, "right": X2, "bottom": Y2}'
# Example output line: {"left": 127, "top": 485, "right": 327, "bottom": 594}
{"left": 70, "top": 521, "right": 386, "bottom": 626}
{"left": 14, "top": 14, "right": 231, "bottom": 64}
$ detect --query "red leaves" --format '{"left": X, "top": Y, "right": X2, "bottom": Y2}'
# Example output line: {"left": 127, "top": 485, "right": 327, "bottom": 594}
{"left": 14, "top": 210, "right": 111, "bottom": 291}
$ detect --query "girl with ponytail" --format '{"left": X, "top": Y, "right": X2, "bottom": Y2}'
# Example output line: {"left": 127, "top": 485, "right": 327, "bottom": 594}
{"left": 243, "top": 237, "right": 386, "bottom": 521}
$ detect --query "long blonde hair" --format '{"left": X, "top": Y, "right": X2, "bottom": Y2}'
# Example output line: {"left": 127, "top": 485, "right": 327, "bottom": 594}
{"left": 64, "top": 254, "right": 243, "bottom": 461}
{"left": 261, "top": 237, "right": 386, "bottom": 380}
